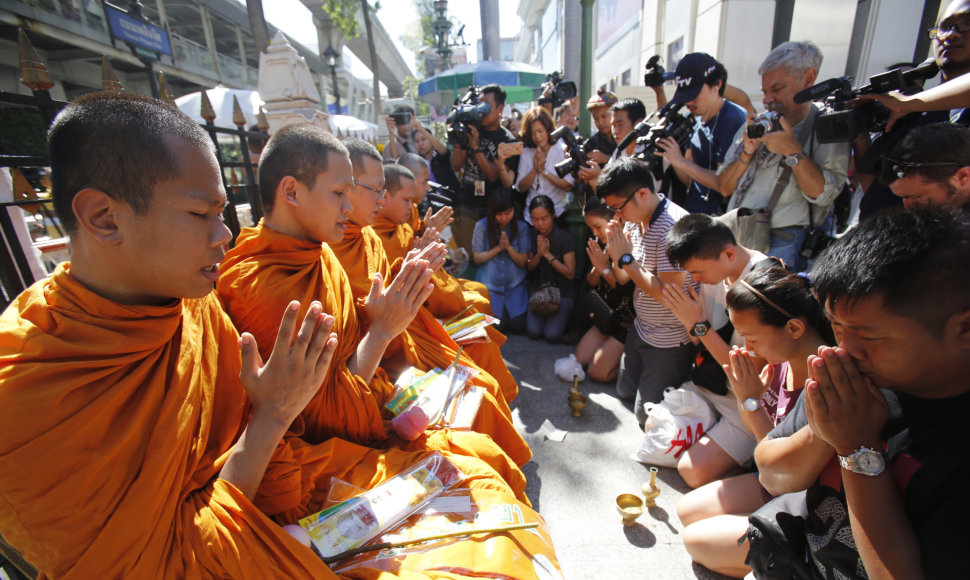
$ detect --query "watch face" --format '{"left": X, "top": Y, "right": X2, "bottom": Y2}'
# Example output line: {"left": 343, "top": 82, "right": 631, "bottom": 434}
{"left": 691, "top": 322, "right": 710, "bottom": 337}
{"left": 619, "top": 254, "right": 634, "bottom": 267}
{"left": 856, "top": 451, "right": 886, "bottom": 474}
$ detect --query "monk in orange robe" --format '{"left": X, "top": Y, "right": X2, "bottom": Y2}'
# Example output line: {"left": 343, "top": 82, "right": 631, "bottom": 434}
{"left": 217, "top": 128, "right": 529, "bottom": 491}
{"left": 328, "top": 145, "right": 529, "bottom": 464}
{"left": 0, "top": 92, "right": 559, "bottom": 579}
{"left": 371, "top": 173, "right": 518, "bottom": 404}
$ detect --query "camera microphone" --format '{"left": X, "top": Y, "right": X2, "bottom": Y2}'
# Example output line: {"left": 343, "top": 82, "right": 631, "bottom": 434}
{"left": 427, "top": 181, "right": 454, "bottom": 195}
{"left": 794, "top": 77, "right": 850, "bottom": 104}
{"left": 900, "top": 57, "right": 940, "bottom": 85}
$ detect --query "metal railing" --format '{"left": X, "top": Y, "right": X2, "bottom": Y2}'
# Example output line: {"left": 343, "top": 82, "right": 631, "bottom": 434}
{"left": 0, "top": 29, "right": 267, "bottom": 308}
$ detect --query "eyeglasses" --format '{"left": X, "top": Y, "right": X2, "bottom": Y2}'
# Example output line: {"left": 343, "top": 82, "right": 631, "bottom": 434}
{"left": 927, "top": 18, "right": 970, "bottom": 40}
{"left": 886, "top": 158, "right": 960, "bottom": 180}
{"left": 353, "top": 179, "right": 387, "bottom": 198}
{"left": 606, "top": 188, "right": 639, "bottom": 213}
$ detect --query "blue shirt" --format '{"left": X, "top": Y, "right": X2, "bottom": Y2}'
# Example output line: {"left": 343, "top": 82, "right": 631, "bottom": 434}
{"left": 471, "top": 217, "right": 530, "bottom": 316}
{"left": 686, "top": 100, "right": 747, "bottom": 215}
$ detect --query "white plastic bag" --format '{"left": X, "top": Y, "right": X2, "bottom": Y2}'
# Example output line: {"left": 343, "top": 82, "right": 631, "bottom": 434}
{"left": 632, "top": 382, "right": 716, "bottom": 467}
{"left": 553, "top": 354, "right": 585, "bottom": 382}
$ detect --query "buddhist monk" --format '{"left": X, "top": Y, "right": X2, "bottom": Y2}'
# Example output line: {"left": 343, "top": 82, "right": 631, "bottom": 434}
{"left": 373, "top": 166, "right": 518, "bottom": 403}
{"left": 397, "top": 151, "right": 453, "bottom": 235}
{"left": 0, "top": 91, "right": 560, "bottom": 579}
{"left": 329, "top": 142, "right": 529, "bottom": 466}
{"left": 217, "top": 126, "right": 529, "bottom": 493}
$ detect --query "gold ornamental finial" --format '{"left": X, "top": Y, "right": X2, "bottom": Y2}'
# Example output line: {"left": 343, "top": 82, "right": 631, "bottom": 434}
{"left": 231, "top": 95, "right": 246, "bottom": 128}
{"left": 18, "top": 30, "right": 54, "bottom": 92}
{"left": 156, "top": 70, "right": 175, "bottom": 105}
{"left": 101, "top": 55, "right": 123, "bottom": 91}
{"left": 199, "top": 89, "right": 216, "bottom": 122}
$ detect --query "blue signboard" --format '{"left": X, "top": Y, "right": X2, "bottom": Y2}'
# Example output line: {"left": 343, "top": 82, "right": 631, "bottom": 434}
{"left": 104, "top": 3, "right": 172, "bottom": 56}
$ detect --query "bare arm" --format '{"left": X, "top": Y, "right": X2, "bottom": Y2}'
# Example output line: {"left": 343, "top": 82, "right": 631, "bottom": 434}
{"left": 221, "top": 302, "right": 337, "bottom": 500}
{"left": 754, "top": 424, "right": 836, "bottom": 496}
{"left": 724, "top": 84, "right": 755, "bottom": 114}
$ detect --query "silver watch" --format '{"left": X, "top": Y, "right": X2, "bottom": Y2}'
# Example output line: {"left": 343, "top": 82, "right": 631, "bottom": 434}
{"left": 742, "top": 397, "right": 760, "bottom": 412}
{"left": 838, "top": 446, "right": 889, "bottom": 476}
{"left": 785, "top": 152, "right": 805, "bottom": 167}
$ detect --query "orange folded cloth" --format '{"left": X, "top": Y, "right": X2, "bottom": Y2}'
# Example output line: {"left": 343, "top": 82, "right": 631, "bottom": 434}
{"left": 0, "top": 264, "right": 559, "bottom": 579}
{"left": 217, "top": 223, "right": 528, "bottom": 493}
{"left": 372, "top": 215, "right": 518, "bottom": 402}
{"left": 330, "top": 223, "right": 530, "bottom": 467}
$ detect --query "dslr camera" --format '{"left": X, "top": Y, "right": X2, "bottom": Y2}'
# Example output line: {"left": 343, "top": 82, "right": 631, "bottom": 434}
{"left": 549, "top": 125, "right": 589, "bottom": 178}
{"left": 747, "top": 111, "right": 783, "bottom": 139}
{"left": 446, "top": 86, "right": 492, "bottom": 149}
{"left": 794, "top": 58, "right": 939, "bottom": 143}
{"left": 537, "top": 71, "right": 577, "bottom": 110}
{"left": 615, "top": 102, "right": 695, "bottom": 179}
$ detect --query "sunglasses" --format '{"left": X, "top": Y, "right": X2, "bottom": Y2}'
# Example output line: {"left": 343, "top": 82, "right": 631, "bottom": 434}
{"left": 886, "top": 158, "right": 960, "bottom": 180}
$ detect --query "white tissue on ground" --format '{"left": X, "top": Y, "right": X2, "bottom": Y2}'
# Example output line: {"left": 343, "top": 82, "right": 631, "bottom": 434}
{"left": 554, "top": 354, "right": 585, "bottom": 382}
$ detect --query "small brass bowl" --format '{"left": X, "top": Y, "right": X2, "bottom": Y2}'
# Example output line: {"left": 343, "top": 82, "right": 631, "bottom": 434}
{"left": 567, "top": 394, "right": 588, "bottom": 417}
{"left": 615, "top": 493, "right": 643, "bottom": 526}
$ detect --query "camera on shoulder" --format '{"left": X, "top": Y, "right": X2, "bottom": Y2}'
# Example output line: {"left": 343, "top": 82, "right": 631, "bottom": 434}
{"left": 446, "top": 86, "right": 492, "bottom": 149}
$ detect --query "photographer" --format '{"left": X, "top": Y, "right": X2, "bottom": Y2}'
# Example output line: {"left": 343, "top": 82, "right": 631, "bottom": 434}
{"left": 449, "top": 84, "right": 519, "bottom": 253}
{"left": 411, "top": 123, "right": 462, "bottom": 194}
{"left": 852, "top": 0, "right": 970, "bottom": 220}
{"left": 577, "top": 98, "right": 647, "bottom": 188}
{"left": 716, "top": 41, "right": 849, "bottom": 271}
{"left": 383, "top": 104, "right": 417, "bottom": 160}
{"left": 880, "top": 122, "right": 970, "bottom": 214}
{"left": 654, "top": 53, "right": 748, "bottom": 216}
{"left": 584, "top": 89, "right": 618, "bottom": 165}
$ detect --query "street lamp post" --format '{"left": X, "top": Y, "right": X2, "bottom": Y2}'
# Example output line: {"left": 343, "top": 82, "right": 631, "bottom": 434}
{"left": 324, "top": 44, "right": 341, "bottom": 115}
{"left": 433, "top": 0, "right": 452, "bottom": 71}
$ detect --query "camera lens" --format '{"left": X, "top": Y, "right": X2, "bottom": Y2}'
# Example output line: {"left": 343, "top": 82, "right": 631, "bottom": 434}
{"left": 747, "top": 123, "right": 767, "bottom": 139}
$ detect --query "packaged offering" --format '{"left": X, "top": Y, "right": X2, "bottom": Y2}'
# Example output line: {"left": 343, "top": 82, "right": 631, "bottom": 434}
{"left": 298, "top": 453, "right": 466, "bottom": 561}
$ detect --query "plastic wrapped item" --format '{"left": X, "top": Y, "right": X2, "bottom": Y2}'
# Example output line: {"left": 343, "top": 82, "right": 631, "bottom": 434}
{"left": 386, "top": 364, "right": 482, "bottom": 440}
{"left": 298, "top": 453, "right": 466, "bottom": 561}
{"left": 332, "top": 487, "right": 564, "bottom": 579}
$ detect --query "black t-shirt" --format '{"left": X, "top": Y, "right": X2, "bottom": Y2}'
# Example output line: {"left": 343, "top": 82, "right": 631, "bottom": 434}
{"left": 529, "top": 226, "right": 577, "bottom": 300}
{"left": 766, "top": 388, "right": 970, "bottom": 579}
{"left": 584, "top": 130, "right": 617, "bottom": 158}
{"left": 458, "top": 125, "right": 519, "bottom": 209}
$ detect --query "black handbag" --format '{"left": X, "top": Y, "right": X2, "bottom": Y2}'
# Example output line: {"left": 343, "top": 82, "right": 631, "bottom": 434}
{"left": 581, "top": 286, "right": 616, "bottom": 334}
{"left": 742, "top": 490, "right": 818, "bottom": 580}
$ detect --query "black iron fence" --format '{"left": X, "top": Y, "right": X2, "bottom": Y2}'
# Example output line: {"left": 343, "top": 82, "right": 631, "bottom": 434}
{"left": 0, "top": 29, "right": 267, "bottom": 308}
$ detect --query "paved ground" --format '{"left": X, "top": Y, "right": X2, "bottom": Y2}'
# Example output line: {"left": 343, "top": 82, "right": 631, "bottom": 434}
{"left": 504, "top": 333, "right": 733, "bottom": 580}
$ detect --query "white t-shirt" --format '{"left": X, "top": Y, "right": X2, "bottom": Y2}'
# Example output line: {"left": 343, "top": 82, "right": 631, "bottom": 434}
{"left": 517, "top": 144, "right": 575, "bottom": 222}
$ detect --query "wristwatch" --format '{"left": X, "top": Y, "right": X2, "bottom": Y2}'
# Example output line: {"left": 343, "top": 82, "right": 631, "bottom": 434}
{"left": 618, "top": 253, "right": 635, "bottom": 268}
{"left": 838, "top": 446, "right": 889, "bottom": 476}
{"left": 742, "top": 397, "right": 761, "bottom": 412}
{"left": 784, "top": 152, "right": 806, "bottom": 167}
{"left": 689, "top": 320, "right": 712, "bottom": 337}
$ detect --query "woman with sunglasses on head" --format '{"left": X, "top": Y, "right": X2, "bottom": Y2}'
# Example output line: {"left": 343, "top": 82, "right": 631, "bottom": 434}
{"left": 503, "top": 108, "right": 575, "bottom": 227}
{"left": 471, "top": 189, "right": 531, "bottom": 334}
{"left": 573, "top": 198, "right": 634, "bottom": 382}
{"left": 676, "top": 266, "right": 835, "bottom": 578}
{"left": 525, "top": 195, "right": 576, "bottom": 343}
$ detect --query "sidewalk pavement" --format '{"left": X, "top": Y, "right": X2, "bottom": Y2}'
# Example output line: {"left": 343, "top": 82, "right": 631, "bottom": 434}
{"left": 504, "top": 333, "right": 734, "bottom": 580}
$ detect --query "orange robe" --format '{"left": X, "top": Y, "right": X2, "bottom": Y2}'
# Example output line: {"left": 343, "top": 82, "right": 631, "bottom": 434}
{"left": 373, "top": 215, "right": 518, "bottom": 403}
{"left": 329, "top": 223, "right": 530, "bottom": 467}
{"left": 217, "top": 223, "right": 527, "bottom": 494}
{"left": 0, "top": 264, "right": 559, "bottom": 579}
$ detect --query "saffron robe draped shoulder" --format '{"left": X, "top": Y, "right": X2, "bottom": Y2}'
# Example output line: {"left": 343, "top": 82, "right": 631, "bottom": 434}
{"left": 216, "top": 223, "right": 528, "bottom": 489}
{"left": 372, "top": 215, "right": 518, "bottom": 402}
{"left": 0, "top": 264, "right": 560, "bottom": 579}
{"left": 328, "top": 223, "right": 530, "bottom": 467}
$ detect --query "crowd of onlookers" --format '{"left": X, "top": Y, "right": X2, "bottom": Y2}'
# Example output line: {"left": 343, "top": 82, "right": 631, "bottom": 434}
{"left": 383, "top": 1, "right": 970, "bottom": 577}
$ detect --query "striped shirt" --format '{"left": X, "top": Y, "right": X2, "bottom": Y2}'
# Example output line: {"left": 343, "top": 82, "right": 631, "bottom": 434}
{"left": 626, "top": 196, "right": 692, "bottom": 348}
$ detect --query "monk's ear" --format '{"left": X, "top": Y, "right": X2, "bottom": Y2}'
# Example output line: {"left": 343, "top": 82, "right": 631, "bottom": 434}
{"left": 277, "top": 176, "right": 300, "bottom": 208}
{"left": 72, "top": 188, "right": 122, "bottom": 245}
{"left": 948, "top": 308, "right": 970, "bottom": 351}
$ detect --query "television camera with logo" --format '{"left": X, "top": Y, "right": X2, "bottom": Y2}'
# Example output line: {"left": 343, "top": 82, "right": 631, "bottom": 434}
{"left": 537, "top": 71, "right": 577, "bottom": 110}
{"left": 614, "top": 102, "right": 695, "bottom": 180}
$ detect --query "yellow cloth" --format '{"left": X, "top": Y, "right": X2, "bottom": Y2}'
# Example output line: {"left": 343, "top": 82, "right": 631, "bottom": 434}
{"left": 372, "top": 216, "right": 518, "bottom": 402}
{"left": 0, "top": 265, "right": 559, "bottom": 578}
{"left": 217, "top": 222, "right": 527, "bottom": 496}
{"left": 329, "top": 223, "right": 530, "bottom": 468}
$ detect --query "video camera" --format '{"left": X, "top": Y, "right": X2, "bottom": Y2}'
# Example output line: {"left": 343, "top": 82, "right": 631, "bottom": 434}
{"left": 643, "top": 55, "right": 677, "bottom": 88}
{"left": 537, "top": 71, "right": 577, "bottom": 110}
{"left": 615, "top": 102, "right": 696, "bottom": 179}
{"left": 446, "top": 86, "right": 492, "bottom": 148}
{"left": 794, "top": 58, "right": 940, "bottom": 143}
{"left": 548, "top": 125, "right": 589, "bottom": 178}
{"left": 418, "top": 180, "right": 456, "bottom": 216}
